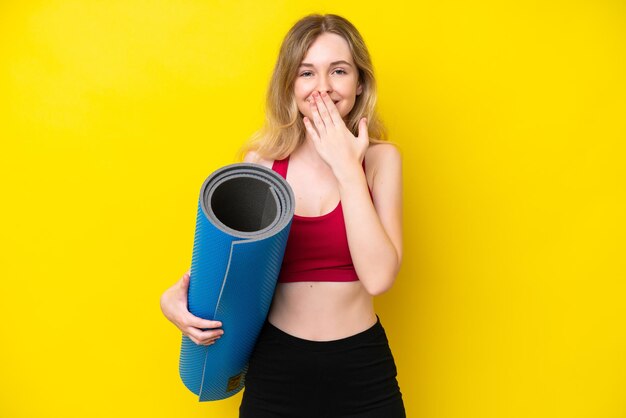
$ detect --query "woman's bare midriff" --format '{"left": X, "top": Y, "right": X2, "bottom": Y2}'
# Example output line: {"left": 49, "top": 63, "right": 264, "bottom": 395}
{"left": 267, "top": 280, "right": 377, "bottom": 341}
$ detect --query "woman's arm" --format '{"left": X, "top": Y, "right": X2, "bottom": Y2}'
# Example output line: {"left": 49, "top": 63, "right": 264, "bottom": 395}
{"left": 336, "top": 143, "right": 403, "bottom": 296}
{"left": 303, "top": 92, "right": 403, "bottom": 296}
{"left": 160, "top": 271, "right": 224, "bottom": 345}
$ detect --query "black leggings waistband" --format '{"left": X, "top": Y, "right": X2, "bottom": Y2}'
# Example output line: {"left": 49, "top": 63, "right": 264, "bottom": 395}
{"left": 261, "top": 317, "right": 385, "bottom": 352}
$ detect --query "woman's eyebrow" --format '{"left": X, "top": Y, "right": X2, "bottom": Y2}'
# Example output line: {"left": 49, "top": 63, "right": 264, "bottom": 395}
{"left": 299, "top": 60, "right": 354, "bottom": 68}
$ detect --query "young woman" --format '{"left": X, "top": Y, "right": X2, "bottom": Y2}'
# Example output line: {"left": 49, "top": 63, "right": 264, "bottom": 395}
{"left": 160, "top": 14, "right": 405, "bottom": 417}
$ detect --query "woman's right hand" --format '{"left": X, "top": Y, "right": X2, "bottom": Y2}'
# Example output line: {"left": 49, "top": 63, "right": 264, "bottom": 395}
{"left": 160, "top": 270, "right": 224, "bottom": 346}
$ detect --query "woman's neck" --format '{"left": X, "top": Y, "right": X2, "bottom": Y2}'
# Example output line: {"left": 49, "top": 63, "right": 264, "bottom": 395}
{"left": 291, "top": 133, "right": 328, "bottom": 169}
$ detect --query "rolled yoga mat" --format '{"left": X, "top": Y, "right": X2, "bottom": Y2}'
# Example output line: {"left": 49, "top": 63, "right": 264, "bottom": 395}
{"left": 179, "top": 162, "right": 295, "bottom": 401}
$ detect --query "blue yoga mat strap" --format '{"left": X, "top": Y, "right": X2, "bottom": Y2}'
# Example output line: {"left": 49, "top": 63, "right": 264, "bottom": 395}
{"left": 179, "top": 163, "right": 294, "bottom": 401}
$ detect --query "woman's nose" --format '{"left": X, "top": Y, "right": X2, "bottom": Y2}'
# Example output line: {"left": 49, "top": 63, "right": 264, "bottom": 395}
{"left": 315, "top": 75, "right": 332, "bottom": 94}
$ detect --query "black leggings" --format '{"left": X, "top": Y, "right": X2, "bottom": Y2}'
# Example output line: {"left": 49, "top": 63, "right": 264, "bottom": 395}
{"left": 239, "top": 318, "right": 405, "bottom": 418}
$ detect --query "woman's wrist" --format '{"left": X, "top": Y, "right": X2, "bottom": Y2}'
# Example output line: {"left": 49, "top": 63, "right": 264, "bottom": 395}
{"left": 333, "top": 160, "right": 364, "bottom": 186}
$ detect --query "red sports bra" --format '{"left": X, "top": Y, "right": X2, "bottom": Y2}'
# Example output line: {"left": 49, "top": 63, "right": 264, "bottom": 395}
{"left": 272, "top": 156, "right": 371, "bottom": 283}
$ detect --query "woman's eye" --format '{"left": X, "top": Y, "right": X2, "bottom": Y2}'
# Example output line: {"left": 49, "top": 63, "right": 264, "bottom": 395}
{"left": 333, "top": 69, "right": 347, "bottom": 75}
{"left": 300, "top": 71, "right": 313, "bottom": 77}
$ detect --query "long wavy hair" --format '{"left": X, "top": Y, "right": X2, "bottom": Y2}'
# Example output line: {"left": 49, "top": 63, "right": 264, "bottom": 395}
{"left": 238, "top": 14, "right": 389, "bottom": 161}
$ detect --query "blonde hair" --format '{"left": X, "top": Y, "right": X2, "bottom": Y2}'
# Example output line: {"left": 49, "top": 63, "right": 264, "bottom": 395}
{"left": 238, "top": 14, "right": 389, "bottom": 161}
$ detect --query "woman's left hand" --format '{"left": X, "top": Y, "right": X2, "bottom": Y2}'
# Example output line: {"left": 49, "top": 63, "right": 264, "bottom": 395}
{"left": 303, "top": 91, "right": 369, "bottom": 178}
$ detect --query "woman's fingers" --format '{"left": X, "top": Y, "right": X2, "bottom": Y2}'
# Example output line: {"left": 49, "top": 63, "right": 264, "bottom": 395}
{"left": 186, "top": 333, "right": 218, "bottom": 346}
{"left": 303, "top": 117, "right": 320, "bottom": 143}
{"left": 309, "top": 96, "right": 327, "bottom": 134}
{"left": 188, "top": 315, "right": 222, "bottom": 330}
{"left": 186, "top": 325, "right": 223, "bottom": 345}
{"left": 319, "top": 91, "right": 343, "bottom": 126}
{"left": 183, "top": 314, "right": 224, "bottom": 346}
{"left": 312, "top": 92, "right": 335, "bottom": 128}
{"left": 186, "top": 327, "right": 222, "bottom": 345}
{"left": 178, "top": 271, "right": 190, "bottom": 294}
{"left": 358, "top": 117, "right": 368, "bottom": 138}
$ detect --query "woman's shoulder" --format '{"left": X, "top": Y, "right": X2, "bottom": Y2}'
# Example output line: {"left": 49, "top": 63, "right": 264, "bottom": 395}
{"left": 243, "top": 150, "right": 274, "bottom": 169}
{"left": 365, "top": 142, "right": 402, "bottom": 175}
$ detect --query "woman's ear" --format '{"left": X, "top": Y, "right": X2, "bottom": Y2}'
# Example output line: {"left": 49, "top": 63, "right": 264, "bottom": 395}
{"left": 357, "top": 83, "right": 363, "bottom": 96}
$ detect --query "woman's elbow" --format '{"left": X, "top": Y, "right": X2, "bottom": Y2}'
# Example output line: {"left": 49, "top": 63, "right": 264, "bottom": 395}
{"left": 363, "top": 278, "right": 395, "bottom": 296}
{"left": 360, "top": 261, "right": 401, "bottom": 296}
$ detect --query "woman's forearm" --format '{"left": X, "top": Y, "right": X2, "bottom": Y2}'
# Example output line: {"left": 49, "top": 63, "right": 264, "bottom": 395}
{"left": 336, "top": 162, "right": 401, "bottom": 295}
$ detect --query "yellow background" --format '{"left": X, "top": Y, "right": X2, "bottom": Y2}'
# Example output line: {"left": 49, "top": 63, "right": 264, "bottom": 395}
{"left": 1, "top": 1, "right": 625, "bottom": 417}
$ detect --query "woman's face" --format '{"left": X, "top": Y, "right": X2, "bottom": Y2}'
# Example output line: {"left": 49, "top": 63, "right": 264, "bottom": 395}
{"left": 294, "top": 32, "right": 363, "bottom": 121}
